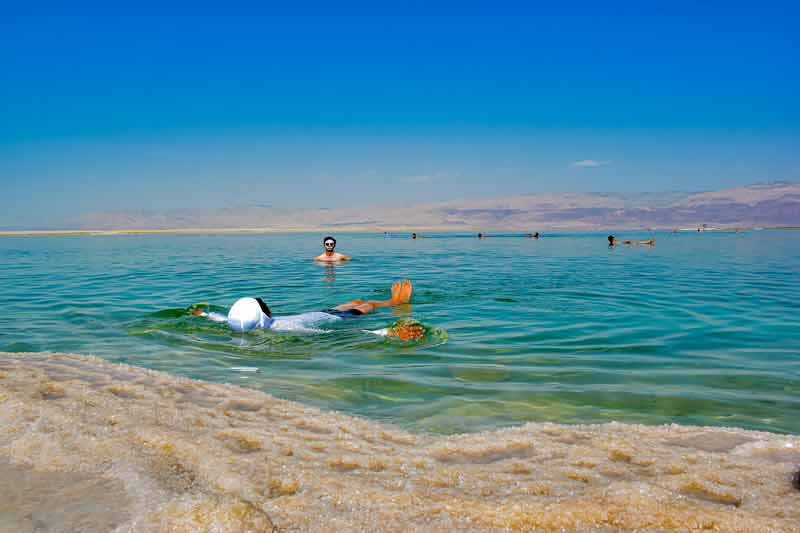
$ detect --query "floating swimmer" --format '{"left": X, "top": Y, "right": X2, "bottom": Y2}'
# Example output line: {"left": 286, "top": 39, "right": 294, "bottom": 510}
{"left": 194, "top": 279, "right": 423, "bottom": 341}
{"left": 608, "top": 235, "right": 655, "bottom": 246}
{"left": 314, "top": 236, "right": 351, "bottom": 263}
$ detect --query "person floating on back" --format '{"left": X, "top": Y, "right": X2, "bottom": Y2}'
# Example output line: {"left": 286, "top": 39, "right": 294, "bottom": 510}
{"left": 608, "top": 235, "right": 655, "bottom": 246}
{"left": 314, "top": 236, "right": 351, "bottom": 262}
{"left": 194, "top": 279, "right": 423, "bottom": 341}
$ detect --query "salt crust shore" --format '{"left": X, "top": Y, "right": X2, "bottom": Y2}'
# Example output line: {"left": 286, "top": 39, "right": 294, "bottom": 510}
{"left": 1, "top": 352, "right": 798, "bottom": 532}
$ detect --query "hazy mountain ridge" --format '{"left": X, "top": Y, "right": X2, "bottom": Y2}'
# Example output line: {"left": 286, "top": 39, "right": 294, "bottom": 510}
{"left": 62, "top": 182, "right": 800, "bottom": 231}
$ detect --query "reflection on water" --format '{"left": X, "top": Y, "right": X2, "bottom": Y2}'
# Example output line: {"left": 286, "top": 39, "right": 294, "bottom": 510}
{"left": 322, "top": 263, "right": 336, "bottom": 282}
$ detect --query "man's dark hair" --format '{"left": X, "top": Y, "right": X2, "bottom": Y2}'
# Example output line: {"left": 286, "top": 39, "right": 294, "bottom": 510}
{"left": 608, "top": 235, "right": 614, "bottom": 244}
{"left": 255, "top": 297, "right": 272, "bottom": 318}
{"left": 323, "top": 236, "right": 336, "bottom": 246}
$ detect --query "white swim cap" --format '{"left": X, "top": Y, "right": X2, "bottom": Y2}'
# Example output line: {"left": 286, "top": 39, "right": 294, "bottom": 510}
{"left": 228, "top": 297, "right": 273, "bottom": 332}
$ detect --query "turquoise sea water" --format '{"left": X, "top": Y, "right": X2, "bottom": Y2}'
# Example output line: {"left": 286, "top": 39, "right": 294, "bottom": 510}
{"left": 1, "top": 231, "right": 798, "bottom": 434}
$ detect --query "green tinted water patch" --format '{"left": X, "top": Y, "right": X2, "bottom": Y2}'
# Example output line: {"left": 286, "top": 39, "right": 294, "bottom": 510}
{"left": 298, "top": 381, "right": 364, "bottom": 404}
{"left": 406, "top": 289, "right": 448, "bottom": 305}
{"left": 450, "top": 366, "right": 512, "bottom": 382}
{"left": 408, "top": 389, "right": 800, "bottom": 435}
{"left": 633, "top": 371, "right": 800, "bottom": 396}
{"left": 127, "top": 306, "right": 324, "bottom": 359}
{"left": 324, "top": 376, "right": 454, "bottom": 397}
{"left": 412, "top": 399, "right": 518, "bottom": 434}
{"left": 128, "top": 317, "right": 231, "bottom": 336}
{"left": 2, "top": 342, "right": 40, "bottom": 353}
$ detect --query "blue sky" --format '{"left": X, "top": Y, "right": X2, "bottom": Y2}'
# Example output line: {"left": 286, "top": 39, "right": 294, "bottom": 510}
{"left": 1, "top": 1, "right": 798, "bottom": 228}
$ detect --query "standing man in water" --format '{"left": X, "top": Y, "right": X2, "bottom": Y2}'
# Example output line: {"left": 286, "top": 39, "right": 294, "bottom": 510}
{"left": 315, "top": 236, "right": 352, "bottom": 262}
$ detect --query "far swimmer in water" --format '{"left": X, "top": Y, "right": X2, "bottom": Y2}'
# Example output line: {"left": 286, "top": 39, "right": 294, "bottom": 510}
{"left": 314, "top": 236, "right": 351, "bottom": 263}
{"left": 194, "top": 279, "right": 423, "bottom": 341}
{"left": 608, "top": 235, "right": 655, "bottom": 246}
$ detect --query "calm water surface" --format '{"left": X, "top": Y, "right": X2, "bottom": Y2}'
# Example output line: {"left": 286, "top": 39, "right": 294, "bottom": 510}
{"left": 1, "top": 231, "right": 798, "bottom": 434}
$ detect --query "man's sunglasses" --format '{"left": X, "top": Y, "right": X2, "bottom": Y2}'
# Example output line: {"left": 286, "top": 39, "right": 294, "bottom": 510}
{"left": 324, "top": 242, "right": 335, "bottom": 247}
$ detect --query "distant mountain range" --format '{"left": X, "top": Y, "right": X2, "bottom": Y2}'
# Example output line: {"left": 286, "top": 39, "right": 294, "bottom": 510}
{"left": 61, "top": 181, "right": 800, "bottom": 231}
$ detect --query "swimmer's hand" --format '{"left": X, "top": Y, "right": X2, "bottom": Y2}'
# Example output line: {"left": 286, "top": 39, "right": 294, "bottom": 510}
{"left": 387, "top": 321, "right": 424, "bottom": 341}
{"left": 188, "top": 302, "right": 209, "bottom": 316}
{"left": 187, "top": 303, "right": 227, "bottom": 323}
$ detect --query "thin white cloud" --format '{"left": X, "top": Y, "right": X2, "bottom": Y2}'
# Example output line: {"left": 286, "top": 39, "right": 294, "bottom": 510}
{"left": 570, "top": 159, "right": 612, "bottom": 168}
{"left": 400, "top": 171, "right": 457, "bottom": 184}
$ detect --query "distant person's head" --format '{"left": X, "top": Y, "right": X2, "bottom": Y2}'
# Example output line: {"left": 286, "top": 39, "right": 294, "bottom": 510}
{"left": 411, "top": 232, "right": 417, "bottom": 239}
{"left": 534, "top": 232, "right": 539, "bottom": 238}
{"left": 323, "top": 236, "right": 336, "bottom": 251}
{"left": 608, "top": 235, "right": 615, "bottom": 245}
{"left": 478, "top": 233, "right": 483, "bottom": 238}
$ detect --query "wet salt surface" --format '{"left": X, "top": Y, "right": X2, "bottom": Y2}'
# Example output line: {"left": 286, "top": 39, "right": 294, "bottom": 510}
{"left": 0, "top": 461, "right": 130, "bottom": 533}
{"left": 1, "top": 353, "right": 799, "bottom": 531}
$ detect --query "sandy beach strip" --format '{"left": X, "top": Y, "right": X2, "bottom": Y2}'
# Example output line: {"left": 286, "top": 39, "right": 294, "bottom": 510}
{"left": 1, "top": 351, "right": 799, "bottom": 531}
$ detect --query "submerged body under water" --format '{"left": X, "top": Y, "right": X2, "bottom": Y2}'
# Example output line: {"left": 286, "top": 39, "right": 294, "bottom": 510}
{"left": 0, "top": 230, "right": 799, "bottom": 435}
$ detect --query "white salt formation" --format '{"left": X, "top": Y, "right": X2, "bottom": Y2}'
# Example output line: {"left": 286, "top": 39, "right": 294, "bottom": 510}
{"left": 1, "top": 352, "right": 798, "bottom": 532}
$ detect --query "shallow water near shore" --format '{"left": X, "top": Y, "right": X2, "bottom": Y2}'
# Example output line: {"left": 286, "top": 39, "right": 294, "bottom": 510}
{"left": 1, "top": 230, "right": 799, "bottom": 434}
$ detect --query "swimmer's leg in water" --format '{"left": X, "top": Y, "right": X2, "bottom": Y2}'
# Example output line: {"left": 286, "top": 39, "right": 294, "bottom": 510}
{"left": 330, "top": 279, "right": 413, "bottom": 315}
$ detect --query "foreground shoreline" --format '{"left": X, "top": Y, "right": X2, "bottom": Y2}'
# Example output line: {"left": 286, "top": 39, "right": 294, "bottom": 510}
{"left": 1, "top": 351, "right": 798, "bottom": 531}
